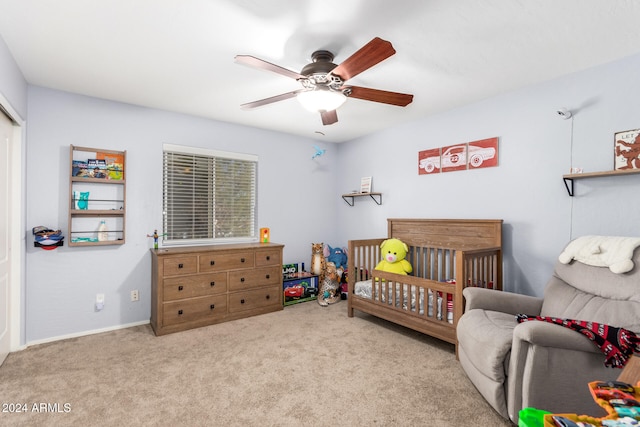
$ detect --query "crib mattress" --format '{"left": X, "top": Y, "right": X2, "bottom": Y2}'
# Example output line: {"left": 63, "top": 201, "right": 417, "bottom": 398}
{"left": 354, "top": 279, "right": 453, "bottom": 323}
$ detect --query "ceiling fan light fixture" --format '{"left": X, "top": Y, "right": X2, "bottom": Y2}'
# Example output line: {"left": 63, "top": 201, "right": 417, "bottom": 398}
{"left": 297, "top": 88, "right": 346, "bottom": 113}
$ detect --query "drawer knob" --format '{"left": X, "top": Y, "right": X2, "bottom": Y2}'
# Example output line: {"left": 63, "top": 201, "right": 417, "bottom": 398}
{"left": 178, "top": 285, "right": 184, "bottom": 291}
{"left": 178, "top": 309, "right": 183, "bottom": 315}
{"left": 241, "top": 257, "right": 245, "bottom": 263}
{"left": 240, "top": 277, "right": 245, "bottom": 282}
{"left": 266, "top": 274, "right": 270, "bottom": 279}
{"left": 266, "top": 255, "right": 270, "bottom": 261}
{"left": 210, "top": 260, "right": 215, "bottom": 266}
{"left": 266, "top": 294, "right": 270, "bottom": 300}
{"left": 178, "top": 263, "right": 183, "bottom": 269}
{"left": 240, "top": 299, "right": 245, "bottom": 304}
{"left": 210, "top": 304, "right": 215, "bottom": 310}
{"left": 210, "top": 281, "right": 215, "bottom": 287}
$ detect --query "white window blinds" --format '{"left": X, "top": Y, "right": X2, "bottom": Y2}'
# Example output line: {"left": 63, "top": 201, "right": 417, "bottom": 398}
{"left": 162, "top": 144, "right": 258, "bottom": 245}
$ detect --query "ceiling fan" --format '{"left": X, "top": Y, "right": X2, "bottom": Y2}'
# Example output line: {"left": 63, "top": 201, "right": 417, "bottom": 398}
{"left": 235, "top": 37, "right": 414, "bottom": 126}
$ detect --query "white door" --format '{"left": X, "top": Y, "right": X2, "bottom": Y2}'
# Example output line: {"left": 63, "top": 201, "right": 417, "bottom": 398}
{"left": 0, "top": 109, "right": 13, "bottom": 365}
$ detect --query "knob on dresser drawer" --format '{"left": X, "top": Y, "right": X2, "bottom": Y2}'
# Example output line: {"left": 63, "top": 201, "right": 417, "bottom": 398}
{"left": 178, "top": 310, "right": 183, "bottom": 315}
{"left": 178, "top": 285, "right": 184, "bottom": 291}
{"left": 210, "top": 260, "right": 215, "bottom": 266}
{"left": 210, "top": 304, "right": 215, "bottom": 310}
{"left": 210, "top": 281, "right": 215, "bottom": 287}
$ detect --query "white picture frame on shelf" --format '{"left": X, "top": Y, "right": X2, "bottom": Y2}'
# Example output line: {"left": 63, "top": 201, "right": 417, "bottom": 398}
{"left": 360, "top": 176, "right": 372, "bottom": 193}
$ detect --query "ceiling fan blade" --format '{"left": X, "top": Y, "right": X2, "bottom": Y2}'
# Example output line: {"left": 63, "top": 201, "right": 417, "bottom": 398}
{"left": 321, "top": 110, "right": 338, "bottom": 126}
{"left": 240, "top": 89, "right": 305, "bottom": 109}
{"left": 346, "top": 86, "right": 413, "bottom": 107}
{"left": 329, "top": 37, "right": 396, "bottom": 81}
{"left": 235, "top": 55, "right": 305, "bottom": 80}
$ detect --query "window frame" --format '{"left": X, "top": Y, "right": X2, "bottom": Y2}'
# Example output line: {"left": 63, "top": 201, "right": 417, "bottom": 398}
{"left": 162, "top": 143, "right": 258, "bottom": 247}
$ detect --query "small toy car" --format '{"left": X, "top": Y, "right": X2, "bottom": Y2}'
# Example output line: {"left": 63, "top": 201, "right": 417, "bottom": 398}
{"left": 551, "top": 416, "right": 596, "bottom": 427}
{"left": 595, "top": 381, "right": 635, "bottom": 394}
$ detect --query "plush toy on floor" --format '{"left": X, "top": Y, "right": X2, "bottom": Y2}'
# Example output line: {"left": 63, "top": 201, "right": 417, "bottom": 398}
{"left": 375, "top": 238, "right": 413, "bottom": 275}
{"left": 311, "top": 242, "right": 327, "bottom": 284}
{"left": 318, "top": 261, "right": 341, "bottom": 307}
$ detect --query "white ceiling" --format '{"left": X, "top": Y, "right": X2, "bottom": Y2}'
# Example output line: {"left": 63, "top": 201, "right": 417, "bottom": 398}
{"left": 1, "top": 0, "right": 640, "bottom": 143}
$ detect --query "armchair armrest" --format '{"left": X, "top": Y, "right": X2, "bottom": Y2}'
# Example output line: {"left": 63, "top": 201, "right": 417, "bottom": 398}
{"left": 513, "top": 320, "right": 601, "bottom": 354}
{"left": 463, "top": 287, "right": 543, "bottom": 316}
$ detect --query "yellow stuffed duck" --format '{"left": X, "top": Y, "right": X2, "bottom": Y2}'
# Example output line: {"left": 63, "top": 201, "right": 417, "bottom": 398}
{"left": 375, "top": 238, "right": 413, "bottom": 275}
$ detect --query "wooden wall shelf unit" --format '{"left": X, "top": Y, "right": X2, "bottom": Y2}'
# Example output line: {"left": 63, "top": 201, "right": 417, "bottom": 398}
{"left": 150, "top": 242, "right": 284, "bottom": 335}
{"left": 563, "top": 168, "right": 640, "bottom": 196}
{"left": 342, "top": 192, "right": 383, "bottom": 206}
{"left": 68, "top": 145, "right": 126, "bottom": 246}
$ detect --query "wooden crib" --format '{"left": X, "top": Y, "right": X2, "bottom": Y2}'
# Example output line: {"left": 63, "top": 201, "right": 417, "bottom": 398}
{"left": 347, "top": 218, "right": 503, "bottom": 350}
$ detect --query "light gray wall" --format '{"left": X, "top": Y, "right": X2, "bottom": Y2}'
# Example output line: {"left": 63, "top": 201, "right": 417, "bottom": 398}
{"left": 0, "top": 35, "right": 27, "bottom": 119}
{"left": 25, "top": 86, "right": 339, "bottom": 343}
{"left": 337, "top": 52, "right": 640, "bottom": 297}
{"left": 15, "top": 45, "right": 640, "bottom": 343}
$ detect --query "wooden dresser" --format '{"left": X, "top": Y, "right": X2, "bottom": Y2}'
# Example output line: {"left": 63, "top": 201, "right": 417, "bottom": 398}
{"left": 150, "top": 242, "right": 284, "bottom": 336}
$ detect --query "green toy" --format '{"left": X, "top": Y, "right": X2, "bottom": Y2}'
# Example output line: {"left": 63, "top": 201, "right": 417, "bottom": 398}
{"left": 375, "top": 238, "right": 413, "bottom": 275}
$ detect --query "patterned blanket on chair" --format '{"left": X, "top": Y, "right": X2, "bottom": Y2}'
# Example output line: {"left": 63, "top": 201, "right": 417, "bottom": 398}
{"left": 516, "top": 314, "right": 640, "bottom": 368}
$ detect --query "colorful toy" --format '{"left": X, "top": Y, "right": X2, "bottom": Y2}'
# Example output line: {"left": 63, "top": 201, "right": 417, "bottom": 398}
{"left": 147, "top": 229, "right": 167, "bottom": 249}
{"left": 375, "top": 238, "right": 413, "bottom": 275}
{"left": 318, "top": 261, "right": 341, "bottom": 307}
{"left": 311, "top": 242, "right": 327, "bottom": 283}
{"left": 325, "top": 244, "right": 347, "bottom": 270}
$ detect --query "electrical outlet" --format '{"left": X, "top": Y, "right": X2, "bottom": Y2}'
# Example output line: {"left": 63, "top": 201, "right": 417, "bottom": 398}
{"left": 96, "top": 293, "right": 105, "bottom": 311}
{"left": 130, "top": 290, "right": 139, "bottom": 302}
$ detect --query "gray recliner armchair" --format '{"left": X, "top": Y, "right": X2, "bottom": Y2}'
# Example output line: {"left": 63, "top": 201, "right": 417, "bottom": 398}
{"left": 456, "top": 240, "right": 640, "bottom": 424}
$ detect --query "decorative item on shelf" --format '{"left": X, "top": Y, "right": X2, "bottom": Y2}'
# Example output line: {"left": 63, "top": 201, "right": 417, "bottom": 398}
{"left": 614, "top": 128, "right": 640, "bottom": 171}
{"left": 32, "top": 226, "right": 64, "bottom": 250}
{"left": 73, "top": 191, "right": 89, "bottom": 210}
{"left": 360, "top": 176, "right": 372, "bottom": 193}
{"left": 97, "top": 220, "right": 108, "bottom": 241}
{"left": 146, "top": 229, "right": 167, "bottom": 249}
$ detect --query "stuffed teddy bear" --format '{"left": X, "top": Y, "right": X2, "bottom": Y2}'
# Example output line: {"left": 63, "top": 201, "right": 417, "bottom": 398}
{"left": 375, "top": 238, "right": 413, "bottom": 275}
{"left": 325, "top": 244, "right": 348, "bottom": 270}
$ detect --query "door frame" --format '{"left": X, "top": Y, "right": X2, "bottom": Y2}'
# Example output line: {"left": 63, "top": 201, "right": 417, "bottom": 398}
{"left": 0, "top": 91, "right": 25, "bottom": 352}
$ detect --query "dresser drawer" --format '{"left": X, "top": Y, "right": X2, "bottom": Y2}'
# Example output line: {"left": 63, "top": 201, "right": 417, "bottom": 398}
{"left": 162, "top": 295, "right": 227, "bottom": 326}
{"left": 163, "top": 273, "right": 227, "bottom": 301}
{"left": 199, "top": 251, "right": 255, "bottom": 272}
{"left": 163, "top": 256, "right": 198, "bottom": 276}
{"left": 228, "top": 266, "right": 281, "bottom": 291}
{"left": 228, "top": 285, "right": 280, "bottom": 313}
{"left": 255, "top": 248, "right": 282, "bottom": 266}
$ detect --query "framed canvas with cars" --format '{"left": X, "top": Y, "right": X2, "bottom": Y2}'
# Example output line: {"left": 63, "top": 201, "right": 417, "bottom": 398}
{"left": 467, "top": 137, "right": 498, "bottom": 169}
{"left": 614, "top": 128, "right": 640, "bottom": 171}
{"left": 418, "top": 137, "right": 498, "bottom": 175}
{"left": 418, "top": 147, "right": 441, "bottom": 175}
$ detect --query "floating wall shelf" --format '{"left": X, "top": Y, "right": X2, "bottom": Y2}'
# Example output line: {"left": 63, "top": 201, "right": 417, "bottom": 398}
{"left": 563, "top": 168, "right": 640, "bottom": 196}
{"left": 341, "top": 192, "right": 383, "bottom": 206}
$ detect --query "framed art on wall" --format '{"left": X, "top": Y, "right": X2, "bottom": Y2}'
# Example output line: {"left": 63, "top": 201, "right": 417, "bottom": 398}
{"left": 614, "top": 128, "right": 640, "bottom": 170}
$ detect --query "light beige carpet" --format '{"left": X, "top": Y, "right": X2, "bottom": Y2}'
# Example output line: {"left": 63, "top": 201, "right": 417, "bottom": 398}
{"left": 0, "top": 301, "right": 511, "bottom": 426}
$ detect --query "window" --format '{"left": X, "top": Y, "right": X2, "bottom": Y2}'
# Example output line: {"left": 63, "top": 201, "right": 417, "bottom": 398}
{"left": 162, "top": 144, "right": 258, "bottom": 245}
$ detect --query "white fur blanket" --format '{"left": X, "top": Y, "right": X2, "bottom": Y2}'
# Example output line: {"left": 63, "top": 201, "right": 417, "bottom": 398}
{"left": 558, "top": 235, "right": 640, "bottom": 274}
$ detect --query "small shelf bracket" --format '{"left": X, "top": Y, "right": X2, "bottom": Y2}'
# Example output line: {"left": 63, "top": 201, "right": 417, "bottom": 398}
{"left": 563, "top": 177, "right": 574, "bottom": 197}
{"left": 341, "top": 192, "right": 382, "bottom": 206}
